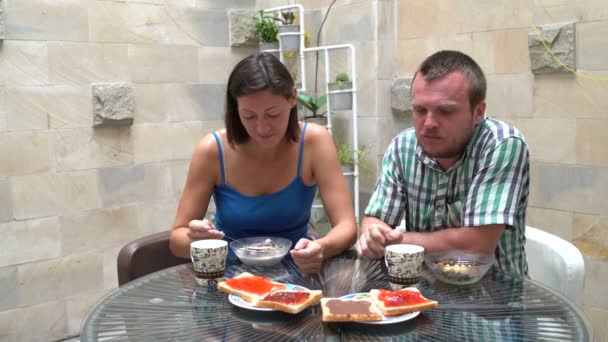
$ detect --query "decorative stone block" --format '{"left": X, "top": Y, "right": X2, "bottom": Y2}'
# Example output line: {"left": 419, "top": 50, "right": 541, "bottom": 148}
{"left": 229, "top": 9, "right": 257, "bottom": 47}
{"left": 528, "top": 22, "right": 576, "bottom": 74}
{"left": 0, "top": 178, "right": 12, "bottom": 222}
{"left": 92, "top": 83, "right": 135, "bottom": 127}
{"left": 391, "top": 77, "right": 413, "bottom": 116}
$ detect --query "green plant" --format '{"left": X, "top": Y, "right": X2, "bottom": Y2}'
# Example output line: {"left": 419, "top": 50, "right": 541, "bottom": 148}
{"left": 334, "top": 72, "right": 350, "bottom": 89}
{"left": 297, "top": 91, "right": 327, "bottom": 118}
{"left": 336, "top": 143, "right": 365, "bottom": 166}
{"left": 255, "top": 10, "right": 279, "bottom": 43}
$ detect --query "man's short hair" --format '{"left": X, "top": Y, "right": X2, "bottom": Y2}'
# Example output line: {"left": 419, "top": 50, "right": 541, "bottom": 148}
{"left": 414, "top": 50, "right": 487, "bottom": 109}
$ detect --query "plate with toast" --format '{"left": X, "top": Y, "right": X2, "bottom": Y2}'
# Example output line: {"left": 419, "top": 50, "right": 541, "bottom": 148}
{"left": 321, "top": 288, "right": 438, "bottom": 324}
{"left": 218, "top": 272, "right": 322, "bottom": 314}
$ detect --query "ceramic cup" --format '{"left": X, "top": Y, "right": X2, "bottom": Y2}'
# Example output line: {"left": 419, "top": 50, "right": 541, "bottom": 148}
{"left": 190, "top": 239, "right": 228, "bottom": 287}
{"left": 385, "top": 244, "right": 425, "bottom": 286}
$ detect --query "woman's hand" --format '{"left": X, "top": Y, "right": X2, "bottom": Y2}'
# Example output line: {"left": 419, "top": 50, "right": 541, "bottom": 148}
{"left": 290, "top": 239, "right": 324, "bottom": 274}
{"left": 187, "top": 219, "right": 225, "bottom": 240}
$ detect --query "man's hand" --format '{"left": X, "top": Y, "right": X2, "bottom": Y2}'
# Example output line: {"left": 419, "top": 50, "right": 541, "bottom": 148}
{"left": 290, "top": 239, "right": 324, "bottom": 274}
{"left": 357, "top": 224, "right": 402, "bottom": 259}
{"left": 187, "top": 219, "right": 225, "bottom": 240}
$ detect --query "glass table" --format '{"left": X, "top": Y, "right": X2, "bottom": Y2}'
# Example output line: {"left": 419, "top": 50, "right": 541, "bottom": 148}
{"left": 81, "top": 251, "right": 593, "bottom": 341}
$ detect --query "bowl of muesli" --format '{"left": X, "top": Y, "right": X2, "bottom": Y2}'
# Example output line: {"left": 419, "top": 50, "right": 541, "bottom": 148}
{"left": 230, "top": 237, "right": 292, "bottom": 267}
{"left": 424, "top": 250, "right": 495, "bottom": 285}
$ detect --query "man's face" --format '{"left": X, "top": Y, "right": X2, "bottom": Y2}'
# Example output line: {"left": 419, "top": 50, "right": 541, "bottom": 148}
{"left": 411, "top": 71, "right": 485, "bottom": 170}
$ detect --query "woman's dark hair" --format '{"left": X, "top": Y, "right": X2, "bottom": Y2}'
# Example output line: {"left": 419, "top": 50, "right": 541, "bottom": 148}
{"left": 225, "top": 52, "right": 299, "bottom": 146}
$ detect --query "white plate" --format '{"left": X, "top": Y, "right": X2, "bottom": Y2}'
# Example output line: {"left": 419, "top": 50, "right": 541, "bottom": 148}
{"left": 228, "top": 284, "right": 309, "bottom": 311}
{"left": 339, "top": 293, "right": 420, "bottom": 325}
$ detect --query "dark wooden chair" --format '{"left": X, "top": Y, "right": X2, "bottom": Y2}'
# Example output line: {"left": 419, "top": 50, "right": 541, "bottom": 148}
{"left": 117, "top": 230, "right": 189, "bottom": 286}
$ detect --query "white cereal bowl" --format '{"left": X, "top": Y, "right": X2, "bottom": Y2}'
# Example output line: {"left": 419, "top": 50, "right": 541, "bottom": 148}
{"left": 230, "top": 237, "right": 292, "bottom": 267}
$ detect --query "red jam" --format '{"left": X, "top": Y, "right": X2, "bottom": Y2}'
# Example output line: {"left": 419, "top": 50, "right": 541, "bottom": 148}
{"left": 224, "top": 275, "right": 285, "bottom": 295}
{"left": 262, "top": 291, "right": 309, "bottom": 305}
{"left": 378, "top": 289, "right": 428, "bottom": 307}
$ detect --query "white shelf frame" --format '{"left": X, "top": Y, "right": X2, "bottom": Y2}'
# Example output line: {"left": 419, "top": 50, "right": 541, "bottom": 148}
{"left": 262, "top": 4, "right": 361, "bottom": 223}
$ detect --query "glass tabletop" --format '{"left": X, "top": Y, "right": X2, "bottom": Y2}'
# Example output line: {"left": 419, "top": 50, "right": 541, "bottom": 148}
{"left": 81, "top": 251, "right": 592, "bottom": 341}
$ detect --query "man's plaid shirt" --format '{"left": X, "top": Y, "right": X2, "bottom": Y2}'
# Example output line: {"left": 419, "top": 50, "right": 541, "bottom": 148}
{"left": 365, "top": 117, "right": 530, "bottom": 276}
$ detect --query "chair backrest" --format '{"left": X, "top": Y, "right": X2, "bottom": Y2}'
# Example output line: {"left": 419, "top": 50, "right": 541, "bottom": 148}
{"left": 525, "top": 226, "right": 585, "bottom": 306}
{"left": 117, "top": 230, "right": 190, "bottom": 286}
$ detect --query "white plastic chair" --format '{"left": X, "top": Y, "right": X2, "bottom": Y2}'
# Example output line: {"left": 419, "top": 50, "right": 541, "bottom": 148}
{"left": 525, "top": 226, "right": 585, "bottom": 306}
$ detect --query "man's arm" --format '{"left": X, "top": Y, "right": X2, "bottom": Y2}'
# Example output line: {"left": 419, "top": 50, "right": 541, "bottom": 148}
{"left": 358, "top": 216, "right": 504, "bottom": 259}
{"left": 400, "top": 224, "right": 505, "bottom": 254}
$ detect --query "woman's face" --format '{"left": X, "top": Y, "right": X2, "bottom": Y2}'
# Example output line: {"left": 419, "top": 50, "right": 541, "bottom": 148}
{"left": 237, "top": 88, "right": 297, "bottom": 147}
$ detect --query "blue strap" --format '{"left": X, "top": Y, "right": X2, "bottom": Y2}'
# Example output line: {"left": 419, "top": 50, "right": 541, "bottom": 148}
{"left": 211, "top": 132, "right": 226, "bottom": 184}
{"left": 297, "top": 123, "right": 308, "bottom": 177}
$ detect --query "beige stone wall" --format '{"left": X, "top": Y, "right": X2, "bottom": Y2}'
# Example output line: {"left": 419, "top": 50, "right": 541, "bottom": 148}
{"left": 388, "top": 0, "right": 608, "bottom": 339}
{"left": 0, "top": 0, "right": 256, "bottom": 340}
{"left": 1, "top": 0, "right": 607, "bottom": 340}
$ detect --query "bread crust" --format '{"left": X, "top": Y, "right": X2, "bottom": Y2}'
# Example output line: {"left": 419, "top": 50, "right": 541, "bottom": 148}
{"left": 217, "top": 272, "right": 286, "bottom": 303}
{"left": 320, "top": 298, "right": 383, "bottom": 322}
{"left": 370, "top": 288, "right": 438, "bottom": 316}
{"left": 255, "top": 290, "right": 323, "bottom": 314}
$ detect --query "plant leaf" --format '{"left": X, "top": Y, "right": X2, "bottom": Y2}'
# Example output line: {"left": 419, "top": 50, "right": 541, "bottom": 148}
{"left": 316, "top": 95, "right": 327, "bottom": 108}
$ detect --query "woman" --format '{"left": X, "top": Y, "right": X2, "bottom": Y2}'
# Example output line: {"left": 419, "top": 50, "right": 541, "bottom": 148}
{"left": 170, "top": 52, "right": 357, "bottom": 273}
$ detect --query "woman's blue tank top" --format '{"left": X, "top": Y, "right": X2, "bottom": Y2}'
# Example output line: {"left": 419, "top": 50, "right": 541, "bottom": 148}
{"left": 211, "top": 124, "right": 317, "bottom": 246}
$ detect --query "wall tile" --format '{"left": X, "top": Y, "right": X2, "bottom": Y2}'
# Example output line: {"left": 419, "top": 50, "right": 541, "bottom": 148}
{"left": 583, "top": 257, "right": 608, "bottom": 309}
{"left": 0, "top": 267, "right": 18, "bottom": 311}
{"left": 12, "top": 170, "right": 101, "bottom": 219}
{"left": 0, "top": 178, "right": 12, "bottom": 222}
{"left": 0, "top": 87, "right": 5, "bottom": 132}
{"left": 4, "top": 0, "right": 88, "bottom": 41}
{"left": 54, "top": 127, "right": 134, "bottom": 172}
{"left": 136, "top": 199, "right": 179, "bottom": 236}
{"left": 98, "top": 163, "right": 172, "bottom": 207}
{"left": 526, "top": 206, "right": 573, "bottom": 241}
{"left": 0, "top": 301, "right": 68, "bottom": 342}
{"left": 378, "top": 0, "right": 395, "bottom": 42}
{"left": 572, "top": 214, "right": 608, "bottom": 260}
{"left": 5, "top": 85, "right": 91, "bottom": 130}
{"left": 60, "top": 205, "right": 139, "bottom": 256}
{"left": 397, "top": 0, "right": 442, "bottom": 39}
{"left": 533, "top": 72, "right": 608, "bottom": 120}
{"left": 571, "top": 21, "right": 605, "bottom": 76}
{"left": 486, "top": 73, "right": 534, "bottom": 118}
{"left": 168, "top": 122, "right": 204, "bottom": 160}
{"left": 529, "top": 163, "right": 607, "bottom": 215}
{"left": 196, "top": 0, "right": 255, "bottom": 8}
{"left": 585, "top": 307, "right": 608, "bottom": 342}
{"left": 493, "top": 29, "right": 531, "bottom": 74}
{"left": 0, "top": 41, "right": 49, "bottom": 86}
{"left": 170, "top": 160, "right": 190, "bottom": 199}
{"left": 198, "top": 46, "right": 256, "bottom": 84}
{"left": 102, "top": 246, "right": 122, "bottom": 290}
{"left": 0, "top": 217, "right": 61, "bottom": 268}
{"left": 48, "top": 42, "right": 129, "bottom": 85}
{"left": 0, "top": 131, "right": 54, "bottom": 177}
{"left": 377, "top": 40, "right": 396, "bottom": 80}
{"left": 18, "top": 252, "right": 104, "bottom": 307}
{"left": 454, "top": 0, "right": 526, "bottom": 33}
{"left": 182, "top": 9, "right": 230, "bottom": 46}
{"left": 134, "top": 84, "right": 168, "bottom": 123}
{"left": 524, "top": 0, "right": 608, "bottom": 25}
{"left": 576, "top": 119, "right": 608, "bottom": 167}
{"left": 132, "top": 124, "right": 171, "bottom": 163}
{"left": 129, "top": 44, "right": 199, "bottom": 83}
{"left": 503, "top": 117, "right": 576, "bottom": 164}
{"left": 322, "top": 1, "right": 375, "bottom": 44}
{"left": 167, "top": 84, "right": 225, "bottom": 122}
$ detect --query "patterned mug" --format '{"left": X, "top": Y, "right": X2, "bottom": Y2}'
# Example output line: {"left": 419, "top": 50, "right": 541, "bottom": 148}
{"left": 190, "top": 239, "right": 228, "bottom": 287}
{"left": 385, "top": 244, "right": 425, "bottom": 286}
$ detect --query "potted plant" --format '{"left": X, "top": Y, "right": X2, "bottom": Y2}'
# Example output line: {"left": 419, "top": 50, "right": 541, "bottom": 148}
{"left": 297, "top": 91, "right": 327, "bottom": 126}
{"left": 277, "top": 10, "right": 300, "bottom": 52}
{"left": 255, "top": 10, "right": 279, "bottom": 51}
{"left": 328, "top": 72, "right": 353, "bottom": 111}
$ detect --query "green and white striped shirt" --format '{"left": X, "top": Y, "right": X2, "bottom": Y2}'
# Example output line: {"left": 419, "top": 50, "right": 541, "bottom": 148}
{"left": 365, "top": 117, "right": 529, "bottom": 276}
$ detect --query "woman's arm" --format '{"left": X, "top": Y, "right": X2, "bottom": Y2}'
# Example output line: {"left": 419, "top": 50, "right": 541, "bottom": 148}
{"left": 169, "top": 134, "right": 221, "bottom": 258}
{"left": 306, "top": 124, "right": 358, "bottom": 258}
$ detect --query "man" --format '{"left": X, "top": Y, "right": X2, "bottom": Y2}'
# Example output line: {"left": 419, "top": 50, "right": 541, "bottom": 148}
{"left": 358, "top": 50, "right": 529, "bottom": 276}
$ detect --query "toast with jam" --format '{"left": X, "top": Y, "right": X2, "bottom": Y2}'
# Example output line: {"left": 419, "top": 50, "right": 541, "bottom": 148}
{"left": 255, "top": 289, "right": 323, "bottom": 314}
{"left": 217, "top": 272, "right": 286, "bottom": 303}
{"left": 369, "top": 288, "right": 438, "bottom": 316}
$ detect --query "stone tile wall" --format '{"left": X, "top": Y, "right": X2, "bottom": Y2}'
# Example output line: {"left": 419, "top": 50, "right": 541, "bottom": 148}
{"left": 0, "top": 1, "right": 253, "bottom": 340}
{"left": 1, "top": 0, "right": 607, "bottom": 340}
